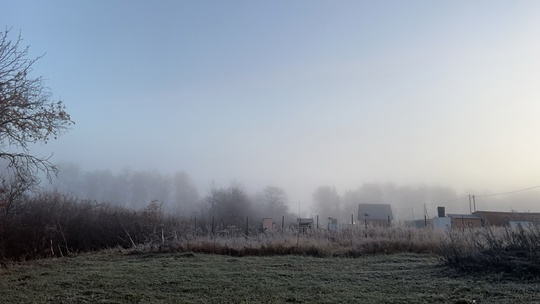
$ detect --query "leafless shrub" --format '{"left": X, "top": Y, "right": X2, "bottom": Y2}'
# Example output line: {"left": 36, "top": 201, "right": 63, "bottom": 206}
{"left": 0, "top": 192, "right": 188, "bottom": 260}
{"left": 440, "top": 225, "right": 540, "bottom": 277}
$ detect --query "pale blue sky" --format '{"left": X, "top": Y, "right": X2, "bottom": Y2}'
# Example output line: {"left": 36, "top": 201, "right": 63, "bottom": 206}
{"left": 3, "top": 1, "right": 540, "bottom": 207}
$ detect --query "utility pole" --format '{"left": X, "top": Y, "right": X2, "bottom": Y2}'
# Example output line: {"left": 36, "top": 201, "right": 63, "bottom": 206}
{"left": 424, "top": 203, "right": 427, "bottom": 227}
{"left": 473, "top": 195, "right": 476, "bottom": 212}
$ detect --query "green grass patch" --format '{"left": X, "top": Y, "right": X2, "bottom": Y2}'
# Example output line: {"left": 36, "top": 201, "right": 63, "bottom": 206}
{"left": 1, "top": 251, "right": 538, "bottom": 303}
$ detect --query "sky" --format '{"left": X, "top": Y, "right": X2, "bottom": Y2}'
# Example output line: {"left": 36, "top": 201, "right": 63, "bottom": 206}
{"left": 2, "top": 1, "right": 540, "bottom": 211}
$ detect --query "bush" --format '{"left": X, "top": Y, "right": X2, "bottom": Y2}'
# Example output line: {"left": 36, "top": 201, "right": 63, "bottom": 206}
{"left": 0, "top": 192, "right": 189, "bottom": 260}
{"left": 440, "top": 225, "right": 540, "bottom": 278}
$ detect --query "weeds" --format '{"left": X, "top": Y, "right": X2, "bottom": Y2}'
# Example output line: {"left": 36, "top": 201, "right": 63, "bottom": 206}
{"left": 440, "top": 225, "right": 540, "bottom": 277}
{"left": 2, "top": 191, "right": 540, "bottom": 278}
{"left": 0, "top": 192, "right": 444, "bottom": 260}
{"left": 0, "top": 192, "right": 173, "bottom": 260}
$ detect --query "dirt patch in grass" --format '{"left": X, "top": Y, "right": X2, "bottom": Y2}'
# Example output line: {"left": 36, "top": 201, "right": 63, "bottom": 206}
{"left": 0, "top": 251, "right": 538, "bottom": 303}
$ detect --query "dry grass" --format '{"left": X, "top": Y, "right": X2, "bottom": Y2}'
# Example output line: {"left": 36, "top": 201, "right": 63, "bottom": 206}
{"left": 2, "top": 192, "right": 540, "bottom": 278}
{"left": 136, "top": 227, "right": 446, "bottom": 258}
{"left": 440, "top": 225, "right": 540, "bottom": 277}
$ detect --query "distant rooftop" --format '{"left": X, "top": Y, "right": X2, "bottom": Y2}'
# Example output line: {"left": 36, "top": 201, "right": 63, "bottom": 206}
{"left": 473, "top": 210, "right": 540, "bottom": 216}
{"left": 358, "top": 204, "right": 393, "bottom": 220}
{"left": 446, "top": 214, "right": 481, "bottom": 219}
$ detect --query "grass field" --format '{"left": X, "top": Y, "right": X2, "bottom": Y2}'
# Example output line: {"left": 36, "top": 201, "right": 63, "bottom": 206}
{"left": 1, "top": 251, "right": 539, "bottom": 304}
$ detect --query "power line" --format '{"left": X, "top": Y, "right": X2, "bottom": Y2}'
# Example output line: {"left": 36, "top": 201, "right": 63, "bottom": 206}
{"left": 380, "top": 185, "right": 540, "bottom": 215}
{"left": 475, "top": 184, "right": 540, "bottom": 197}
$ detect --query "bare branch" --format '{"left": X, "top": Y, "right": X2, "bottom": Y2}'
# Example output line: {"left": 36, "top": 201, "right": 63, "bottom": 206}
{"left": 0, "top": 27, "right": 74, "bottom": 208}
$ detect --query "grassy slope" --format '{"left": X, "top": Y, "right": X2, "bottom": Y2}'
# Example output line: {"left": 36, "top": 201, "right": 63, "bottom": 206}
{"left": 0, "top": 251, "right": 539, "bottom": 304}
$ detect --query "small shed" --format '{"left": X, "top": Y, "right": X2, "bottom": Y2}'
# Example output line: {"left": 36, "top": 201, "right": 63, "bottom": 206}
{"left": 358, "top": 204, "right": 393, "bottom": 227}
{"left": 327, "top": 217, "right": 338, "bottom": 231}
{"left": 297, "top": 218, "right": 313, "bottom": 232}
{"left": 262, "top": 218, "right": 274, "bottom": 230}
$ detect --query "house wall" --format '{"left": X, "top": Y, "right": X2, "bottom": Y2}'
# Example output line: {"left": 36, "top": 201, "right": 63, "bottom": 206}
{"left": 473, "top": 211, "right": 540, "bottom": 226}
{"left": 451, "top": 217, "right": 482, "bottom": 228}
{"left": 433, "top": 217, "right": 451, "bottom": 229}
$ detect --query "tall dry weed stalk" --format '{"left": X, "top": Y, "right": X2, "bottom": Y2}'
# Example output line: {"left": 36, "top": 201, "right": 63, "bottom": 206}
{"left": 440, "top": 225, "right": 540, "bottom": 277}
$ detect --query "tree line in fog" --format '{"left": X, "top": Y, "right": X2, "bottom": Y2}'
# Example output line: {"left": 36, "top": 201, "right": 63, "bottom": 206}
{"left": 49, "top": 162, "right": 540, "bottom": 227}
{"left": 49, "top": 163, "right": 294, "bottom": 228}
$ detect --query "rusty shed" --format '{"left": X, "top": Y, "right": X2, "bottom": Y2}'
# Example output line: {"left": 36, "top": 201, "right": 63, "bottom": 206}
{"left": 472, "top": 211, "right": 540, "bottom": 227}
{"left": 447, "top": 214, "right": 483, "bottom": 228}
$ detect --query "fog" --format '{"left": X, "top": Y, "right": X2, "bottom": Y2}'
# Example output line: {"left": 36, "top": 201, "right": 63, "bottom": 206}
{"left": 4, "top": 1, "right": 540, "bottom": 220}
{"left": 45, "top": 162, "right": 540, "bottom": 224}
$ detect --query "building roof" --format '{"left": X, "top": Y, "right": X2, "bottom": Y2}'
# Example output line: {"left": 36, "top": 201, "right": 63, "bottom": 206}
{"left": 473, "top": 210, "right": 540, "bottom": 216}
{"left": 472, "top": 210, "right": 540, "bottom": 226}
{"left": 446, "top": 214, "right": 482, "bottom": 219}
{"left": 358, "top": 204, "right": 393, "bottom": 220}
{"left": 297, "top": 218, "right": 313, "bottom": 224}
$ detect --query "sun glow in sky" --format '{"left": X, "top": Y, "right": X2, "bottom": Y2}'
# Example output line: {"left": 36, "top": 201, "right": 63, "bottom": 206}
{"left": 3, "top": 1, "right": 540, "bottom": 207}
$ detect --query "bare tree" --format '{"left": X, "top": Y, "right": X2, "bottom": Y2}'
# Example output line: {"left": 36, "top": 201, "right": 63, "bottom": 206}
{"left": 261, "top": 186, "right": 288, "bottom": 219}
{"left": 0, "top": 28, "right": 73, "bottom": 210}
{"left": 204, "top": 183, "right": 252, "bottom": 228}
